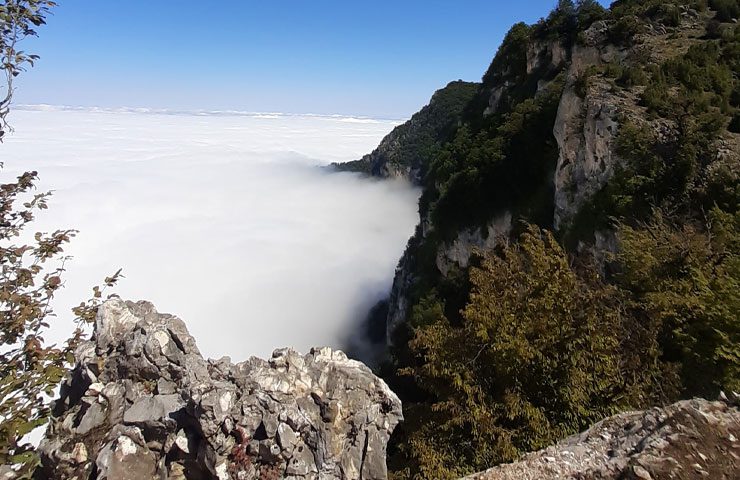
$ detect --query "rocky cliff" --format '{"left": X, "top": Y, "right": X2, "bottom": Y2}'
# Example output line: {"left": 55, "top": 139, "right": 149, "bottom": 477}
{"left": 351, "top": 1, "right": 739, "bottom": 478}
{"left": 332, "top": 81, "right": 478, "bottom": 185}
{"left": 36, "top": 298, "right": 402, "bottom": 480}
{"left": 382, "top": 2, "right": 739, "bottom": 345}
{"left": 462, "top": 396, "right": 740, "bottom": 480}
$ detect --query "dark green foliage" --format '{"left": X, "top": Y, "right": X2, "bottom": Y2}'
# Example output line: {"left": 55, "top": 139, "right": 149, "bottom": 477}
{"left": 533, "top": 0, "right": 607, "bottom": 44}
{"left": 332, "top": 81, "right": 479, "bottom": 181}
{"left": 730, "top": 111, "right": 740, "bottom": 132}
{"left": 576, "top": 0, "right": 608, "bottom": 29}
{"left": 480, "top": 23, "right": 532, "bottom": 92}
{"left": 617, "top": 65, "right": 649, "bottom": 87}
{"left": 382, "top": 1, "right": 740, "bottom": 478}
{"left": 424, "top": 76, "right": 564, "bottom": 239}
{"left": 534, "top": 0, "right": 577, "bottom": 40}
{"left": 607, "top": 0, "right": 713, "bottom": 43}
{"left": 391, "top": 227, "right": 632, "bottom": 479}
{"left": 565, "top": 27, "right": 739, "bottom": 244}
{"left": 710, "top": 0, "right": 740, "bottom": 22}
{"left": 607, "top": 15, "right": 644, "bottom": 45}
{"left": 616, "top": 210, "right": 740, "bottom": 396}
{"left": 574, "top": 66, "right": 598, "bottom": 97}
{"left": 611, "top": 0, "right": 706, "bottom": 19}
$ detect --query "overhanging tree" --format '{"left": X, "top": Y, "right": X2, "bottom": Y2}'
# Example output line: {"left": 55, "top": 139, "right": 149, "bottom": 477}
{"left": 0, "top": 1, "right": 120, "bottom": 476}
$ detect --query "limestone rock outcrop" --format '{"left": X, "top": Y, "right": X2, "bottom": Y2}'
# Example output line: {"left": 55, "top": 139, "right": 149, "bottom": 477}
{"left": 435, "top": 212, "right": 512, "bottom": 277}
{"left": 461, "top": 397, "right": 740, "bottom": 480}
{"left": 36, "top": 298, "right": 402, "bottom": 480}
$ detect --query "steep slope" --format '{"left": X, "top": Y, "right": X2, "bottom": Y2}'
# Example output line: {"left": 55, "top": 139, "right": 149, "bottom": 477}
{"left": 332, "top": 81, "right": 479, "bottom": 185}
{"left": 352, "top": 1, "right": 740, "bottom": 478}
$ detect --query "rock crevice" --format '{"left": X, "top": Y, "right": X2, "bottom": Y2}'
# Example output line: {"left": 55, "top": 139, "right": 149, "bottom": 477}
{"left": 37, "top": 298, "right": 402, "bottom": 480}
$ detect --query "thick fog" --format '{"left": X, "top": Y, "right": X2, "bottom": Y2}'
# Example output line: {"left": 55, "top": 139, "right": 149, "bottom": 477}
{"left": 2, "top": 106, "right": 419, "bottom": 361}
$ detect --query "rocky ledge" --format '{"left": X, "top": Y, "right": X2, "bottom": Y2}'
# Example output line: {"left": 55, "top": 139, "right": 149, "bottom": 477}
{"left": 36, "top": 298, "right": 402, "bottom": 480}
{"left": 462, "top": 397, "right": 739, "bottom": 480}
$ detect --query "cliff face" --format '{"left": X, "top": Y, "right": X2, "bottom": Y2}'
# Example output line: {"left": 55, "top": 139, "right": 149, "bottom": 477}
{"left": 357, "top": 2, "right": 739, "bottom": 477}
{"left": 37, "top": 299, "right": 402, "bottom": 480}
{"left": 332, "top": 81, "right": 479, "bottom": 185}
{"left": 383, "top": 3, "right": 736, "bottom": 344}
{"left": 552, "top": 20, "right": 625, "bottom": 230}
{"left": 462, "top": 397, "right": 740, "bottom": 480}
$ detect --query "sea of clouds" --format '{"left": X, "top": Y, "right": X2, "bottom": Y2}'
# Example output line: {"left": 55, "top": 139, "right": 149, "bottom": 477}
{"left": 2, "top": 106, "right": 419, "bottom": 361}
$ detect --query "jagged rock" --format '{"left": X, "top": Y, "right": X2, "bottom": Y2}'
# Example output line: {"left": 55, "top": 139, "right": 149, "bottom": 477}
{"left": 460, "top": 398, "right": 740, "bottom": 480}
{"left": 37, "top": 298, "right": 402, "bottom": 479}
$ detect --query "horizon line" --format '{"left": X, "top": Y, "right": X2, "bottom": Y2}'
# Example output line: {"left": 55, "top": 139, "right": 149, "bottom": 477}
{"left": 14, "top": 103, "right": 408, "bottom": 124}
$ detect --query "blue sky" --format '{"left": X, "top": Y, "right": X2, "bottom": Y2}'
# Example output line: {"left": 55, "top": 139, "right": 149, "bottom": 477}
{"left": 16, "top": 1, "right": 610, "bottom": 118}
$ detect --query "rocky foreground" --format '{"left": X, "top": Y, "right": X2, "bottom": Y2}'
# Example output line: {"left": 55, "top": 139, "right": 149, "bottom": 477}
{"left": 463, "top": 397, "right": 740, "bottom": 480}
{"left": 36, "top": 298, "right": 402, "bottom": 479}
{"left": 34, "top": 297, "right": 739, "bottom": 480}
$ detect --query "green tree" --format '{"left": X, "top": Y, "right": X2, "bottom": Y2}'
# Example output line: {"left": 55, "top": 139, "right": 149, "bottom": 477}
{"left": 396, "top": 226, "right": 633, "bottom": 479}
{"left": 0, "top": 0, "right": 56, "bottom": 140}
{"left": 710, "top": 0, "right": 740, "bottom": 22}
{"left": 0, "top": 169, "right": 121, "bottom": 476}
{"left": 616, "top": 210, "right": 740, "bottom": 397}
{"left": 0, "top": 2, "right": 121, "bottom": 476}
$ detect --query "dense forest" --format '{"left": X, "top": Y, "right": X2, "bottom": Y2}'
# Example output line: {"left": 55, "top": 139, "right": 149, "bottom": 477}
{"left": 337, "top": 1, "right": 740, "bottom": 478}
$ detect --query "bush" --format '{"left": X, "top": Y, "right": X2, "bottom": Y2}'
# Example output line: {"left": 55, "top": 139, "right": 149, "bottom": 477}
{"left": 394, "top": 226, "right": 634, "bottom": 479}
{"left": 710, "top": 0, "right": 740, "bottom": 22}
{"left": 653, "top": 4, "right": 682, "bottom": 26}
{"left": 730, "top": 110, "right": 740, "bottom": 132}
{"left": 0, "top": 171, "right": 121, "bottom": 474}
{"left": 608, "top": 15, "right": 644, "bottom": 45}
{"left": 617, "top": 65, "right": 648, "bottom": 87}
{"left": 574, "top": 67, "right": 596, "bottom": 97}
{"left": 616, "top": 210, "right": 740, "bottom": 396}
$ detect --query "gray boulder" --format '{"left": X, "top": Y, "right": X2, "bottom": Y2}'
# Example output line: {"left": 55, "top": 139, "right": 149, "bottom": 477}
{"left": 37, "top": 298, "right": 402, "bottom": 480}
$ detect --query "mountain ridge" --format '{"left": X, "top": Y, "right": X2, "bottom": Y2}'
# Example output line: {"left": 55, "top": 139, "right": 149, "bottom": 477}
{"left": 344, "top": 1, "right": 739, "bottom": 478}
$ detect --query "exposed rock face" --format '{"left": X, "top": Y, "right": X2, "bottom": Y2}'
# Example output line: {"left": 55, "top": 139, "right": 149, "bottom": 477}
{"left": 526, "top": 38, "right": 568, "bottom": 76}
{"left": 552, "top": 22, "right": 626, "bottom": 230}
{"left": 435, "top": 212, "right": 512, "bottom": 277}
{"left": 386, "top": 233, "right": 418, "bottom": 344}
{"left": 37, "top": 298, "right": 402, "bottom": 480}
{"left": 553, "top": 78, "right": 622, "bottom": 230}
{"left": 461, "top": 397, "right": 740, "bottom": 480}
{"left": 552, "top": 11, "right": 708, "bottom": 230}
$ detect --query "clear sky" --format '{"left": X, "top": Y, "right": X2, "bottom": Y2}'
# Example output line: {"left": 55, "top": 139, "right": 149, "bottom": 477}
{"left": 16, "top": 0, "right": 610, "bottom": 118}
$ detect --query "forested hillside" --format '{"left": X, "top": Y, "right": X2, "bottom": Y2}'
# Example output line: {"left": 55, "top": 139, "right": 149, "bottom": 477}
{"left": 339, "top": 1, "right": 740, "bottom": 478}
{"left": 333, "top": 81, "right": 479, "bottom": 185}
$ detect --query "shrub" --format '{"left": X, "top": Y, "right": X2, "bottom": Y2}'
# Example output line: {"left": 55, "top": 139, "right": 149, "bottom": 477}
{"left": 616, "top": 210, "right": 740, "bottom": 396}
{"left": 0, "top": 171, "right": 121, "bottom": 475}
{"left": 730, "top": 110, "right": 740, "bottom": 132}
{"left": 394, "top": 226, "right": 635, "bottom": 479}
{"left": 617, "top": 65, "right": 648, "bottom": 87}
{"left": 608, "top": 15, "right": 644, "bottom": 45}
{"left": 710, "top": 0, "right": 740, "bottom": 22}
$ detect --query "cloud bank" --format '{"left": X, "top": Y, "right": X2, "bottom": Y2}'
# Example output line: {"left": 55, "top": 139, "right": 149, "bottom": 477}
{"left": 2, "top": 107, "right": 419, "bottom": 361}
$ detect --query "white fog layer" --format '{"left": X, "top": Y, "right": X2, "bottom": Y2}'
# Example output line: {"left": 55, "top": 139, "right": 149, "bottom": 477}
{"left": 2, "top": 107, "right": 419, "bottom": 360}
